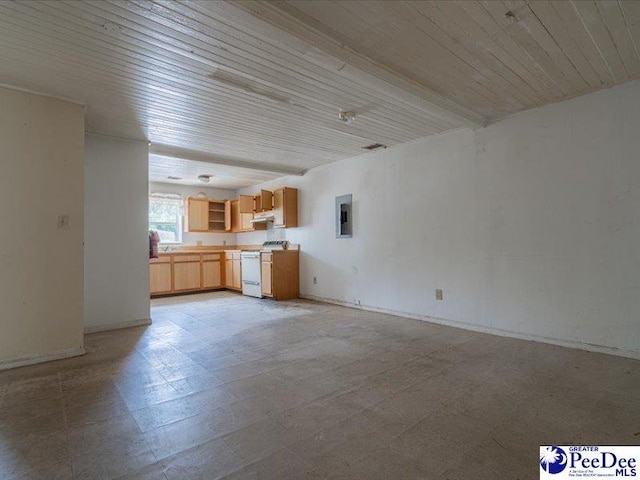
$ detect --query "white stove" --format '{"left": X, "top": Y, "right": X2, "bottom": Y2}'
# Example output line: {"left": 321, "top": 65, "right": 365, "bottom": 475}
{"left": 240, "top": 241, "right": 289, "bottom": 298}
{"left": 261, "top": 240, "right": 288, "bottom": 252}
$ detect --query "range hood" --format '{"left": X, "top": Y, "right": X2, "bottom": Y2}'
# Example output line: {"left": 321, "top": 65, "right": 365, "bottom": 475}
{"left": 250, "top": 211, "right": 275, "bottom": 223}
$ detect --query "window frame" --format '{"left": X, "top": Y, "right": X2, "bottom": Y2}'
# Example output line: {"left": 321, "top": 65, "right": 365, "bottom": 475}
{"left": 149, "top": 194, "right": 183, "bottom": 245}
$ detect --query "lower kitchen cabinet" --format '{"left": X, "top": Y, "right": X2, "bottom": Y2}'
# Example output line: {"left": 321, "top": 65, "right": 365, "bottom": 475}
{"left": 202, "top": 254, "right": 222, "bottom": 289}
{"left": 261, "top": 250, "right": 299, "bottom": 300}
{"left": 224, "top": 250, "right": 242, "bottom": 290}
{"left": 150, "top": 258, "right": 172, "bottom": 295}
{"left": 261, "top": 258, "right": 272, "bottom": 296}
{"left": 150, "top": 249, "right": 299, "bottom": 300}
{"left": 173, "top": 255, "right": 202, "bottom": 292}
{"left": 150, "top": 252, "right": 225, "bottom": 296}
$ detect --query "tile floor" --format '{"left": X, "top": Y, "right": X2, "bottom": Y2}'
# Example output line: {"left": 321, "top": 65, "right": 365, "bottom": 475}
{"left": 1, "top": 291, "right": 639, "bottom": 479}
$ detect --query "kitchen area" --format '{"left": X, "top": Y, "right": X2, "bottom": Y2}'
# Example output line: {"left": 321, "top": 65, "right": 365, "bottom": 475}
{"left": 149, "top": 186, "right": 299, "bottom": 301}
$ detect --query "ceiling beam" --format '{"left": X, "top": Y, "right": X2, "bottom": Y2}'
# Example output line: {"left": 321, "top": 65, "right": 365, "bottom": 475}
{"left": 149, "top": 144, "right": 305, "bottom": 176}
{"left": 224, "top": 0, "right": 487, "bottom": 129}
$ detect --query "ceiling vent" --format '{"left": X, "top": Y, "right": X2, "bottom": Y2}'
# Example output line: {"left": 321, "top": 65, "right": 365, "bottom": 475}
{"left": 362, "top": 143, "right": 387, "bottom": 151}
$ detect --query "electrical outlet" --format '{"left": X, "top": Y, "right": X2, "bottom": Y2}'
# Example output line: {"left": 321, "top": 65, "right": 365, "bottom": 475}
{"left": 223, "top": 240, "right": 227, "bottom": 246}
{"left": 196, "top": 240, "right": 203, "bottom": 246}
{"left": 57, "top": 215, "right": 70, "bottom": 230}
{"left": 435, "top": 289, "right": 444, "bottom": 301}
{"left": 313, "top": 276, "right": 318, "bottom": 285}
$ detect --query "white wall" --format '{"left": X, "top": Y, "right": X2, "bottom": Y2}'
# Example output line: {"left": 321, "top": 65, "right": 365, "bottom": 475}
{"left": 238, "top": 79, "right": 640, "bottom": 359}
{"left": 0, "top": 87, "right": 85, "bottom": 368}
{"left": 149, "top": 182, "right": 237, "bottom": 246}
{"left": 84, "top": 135, "right": 150, "bottom": 333}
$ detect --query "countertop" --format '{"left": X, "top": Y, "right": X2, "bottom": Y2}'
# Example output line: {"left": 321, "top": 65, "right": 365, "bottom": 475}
{"left": 154, "top": 245, "right": 299, "bottom": 257}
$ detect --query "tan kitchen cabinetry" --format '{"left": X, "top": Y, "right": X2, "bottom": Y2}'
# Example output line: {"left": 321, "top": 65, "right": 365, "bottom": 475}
{"left": 273, "top": 187, "right": 298, "bottom": 228}
{"left": 150, "top": 252, "right": 225, "bottom": 296}
{"left": 261, "top": 250, "right": 299, "bottom": 300}
{"left": 224, "top": 251, "right": 242, "bottom": 291}
{"left": 202, "top": 254, "right": 222, "bottom": 289}
{"left": 184, "top": 198, "right": 209, "bottom": 232}
{"left": 173, "top": 255, "right": 202, "bottom": 292}
{"left": 150, "top": 257, "right": 172, "bottom": 295}
{"left": 184, "top": 197, "right": 229, "bottom": 233}
{"left": 230, "top": 200, "right": 266, "bottom": 233}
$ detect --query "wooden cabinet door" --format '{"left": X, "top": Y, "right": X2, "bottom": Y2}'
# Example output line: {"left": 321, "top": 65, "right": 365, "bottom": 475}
{"left": 260, "top": 190, "right": 273, "bottom": 211}
{"left": 240, "top": 213, "right": 253, "bottom": 231}
{"left": 173, "top": 262, "right": 201, "bottom": 291}
{"left": 231, "top": 200, "right": 240, "bottom": 232}
{"left": 261, "top": 260, "right": 272, "bottom": 296}
{"left": 225, "top": 259, "right": 233, "bottom": 288}
{"left": 202, "top": 261, "right": 221, "bottom": 288}
{"left": 224, "top": 200, "right": 232, "bottom": 232}
{"left": 150, "top": 263, "right": 172, "bottom": 294}
{"left": 238, "top": 195, "right": 254, "bottom": 214}
{"left": 187, "top": 198, "right": 209, "bottom": 231}
{"left": 232, "top": 259, "right": 242, "bottom": 289}
{"left": 273, "top": 189, "right": 284, "bottom": 227}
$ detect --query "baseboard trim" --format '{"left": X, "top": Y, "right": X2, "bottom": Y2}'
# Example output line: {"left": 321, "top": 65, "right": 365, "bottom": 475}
{"left": 299, "top": 294, "right": 640, "bottom": 361}
{"left": 84, "top": 318, "right": 152, "bottom": 334}
{"left": 0, "top": 345, "right": 86, "bottom": 371}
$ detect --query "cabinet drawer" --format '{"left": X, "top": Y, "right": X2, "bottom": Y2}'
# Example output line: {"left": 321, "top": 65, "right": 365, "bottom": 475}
{"left": 261, "top": 252, "right": 272, "bottom": 262}
{"left": 150, "top": 256, "right": 171, "bottom": 264}
{"left": 202, "top": 253, "right": 221, "bottom": 261}
{"left": 173, "top": 254, "right": 201, "bottom": 263}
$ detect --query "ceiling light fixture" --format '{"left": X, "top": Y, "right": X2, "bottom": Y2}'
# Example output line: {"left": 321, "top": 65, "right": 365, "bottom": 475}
{"left": 198, "top": 174, "right": 212, "bottom": 183}
{"left": 338, "top": 110, "right": 356, "bottom": 124}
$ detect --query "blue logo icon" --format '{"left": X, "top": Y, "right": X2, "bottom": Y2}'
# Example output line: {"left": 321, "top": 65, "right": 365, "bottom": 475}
{"left": 540, "top": 446, "right": 568, "bottom": 474}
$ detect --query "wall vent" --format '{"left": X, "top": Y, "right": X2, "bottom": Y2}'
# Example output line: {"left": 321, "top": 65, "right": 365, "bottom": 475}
{"left": 362, "top": 143, "right": 387, "bottom": 150}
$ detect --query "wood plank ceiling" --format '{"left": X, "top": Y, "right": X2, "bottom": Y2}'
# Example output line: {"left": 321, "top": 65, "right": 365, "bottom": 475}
{"left": 271, "top": 0, "right": 640, "bottom": 121}
{"left": 0, "top": 1, "right": 639, "bottom": 178}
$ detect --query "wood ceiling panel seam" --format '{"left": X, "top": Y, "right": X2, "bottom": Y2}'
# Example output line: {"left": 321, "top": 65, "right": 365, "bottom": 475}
{"left": 595, "top": 0, "right": 640, "bottom": 77}
{"left": 619, "top": 0, "right": 640, "bottom": 26}
{"left": 418, "top": 1, "right": 544, "bottom": 108}
{"left": 548, "top": 0, "right": 616, "bottom": 85}
{"left": 468, "top": 0, "right": 561, "bottom": 98}
{"left": 619, "top": 1, "right": 640, "bottom": 70}
{"left": 479, "top": 0, "right": 572, "bottom": 96}
{"left": 502, "top": 0, "right": 589, "bottom": 92}
{"left": 571, "top": 0, "right": 629, "bottom": 81}
{"left": 525, "top": 0, "right": 603, "bottom": 89}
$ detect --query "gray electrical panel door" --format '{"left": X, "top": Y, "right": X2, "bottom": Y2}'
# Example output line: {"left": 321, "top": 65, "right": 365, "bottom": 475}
{"left": 335, "top": 194, "right": 352, "bottom": 238}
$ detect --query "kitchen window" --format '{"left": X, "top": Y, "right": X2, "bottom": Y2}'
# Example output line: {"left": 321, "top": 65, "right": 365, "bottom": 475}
{"left": 149, "top": 194, "right": 183, "bottom": 244}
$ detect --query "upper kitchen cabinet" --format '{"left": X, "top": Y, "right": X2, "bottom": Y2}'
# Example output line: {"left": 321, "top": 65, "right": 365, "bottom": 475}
{"left": 239, "top": 191, "right": 272, "bottom": 213}
{"left": 238, "top": 195, "right": 254, "bottom": 214}
{"left": 206, "top": 199, "right": 227, "bottom": 232}
{"left": 230, "top": 199, "right": 266, "bottom": 233}
{"left": 273, "top": 187, "right": 298, "bottom": 228}
{"left": 184, "top": 197, "right": 209, "bottom": 232}
{"left": 254, "top": 190, "right": 273, "bottom": 212}
{"left": 184, "top": 197, "right": 230, "bottom": 233}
